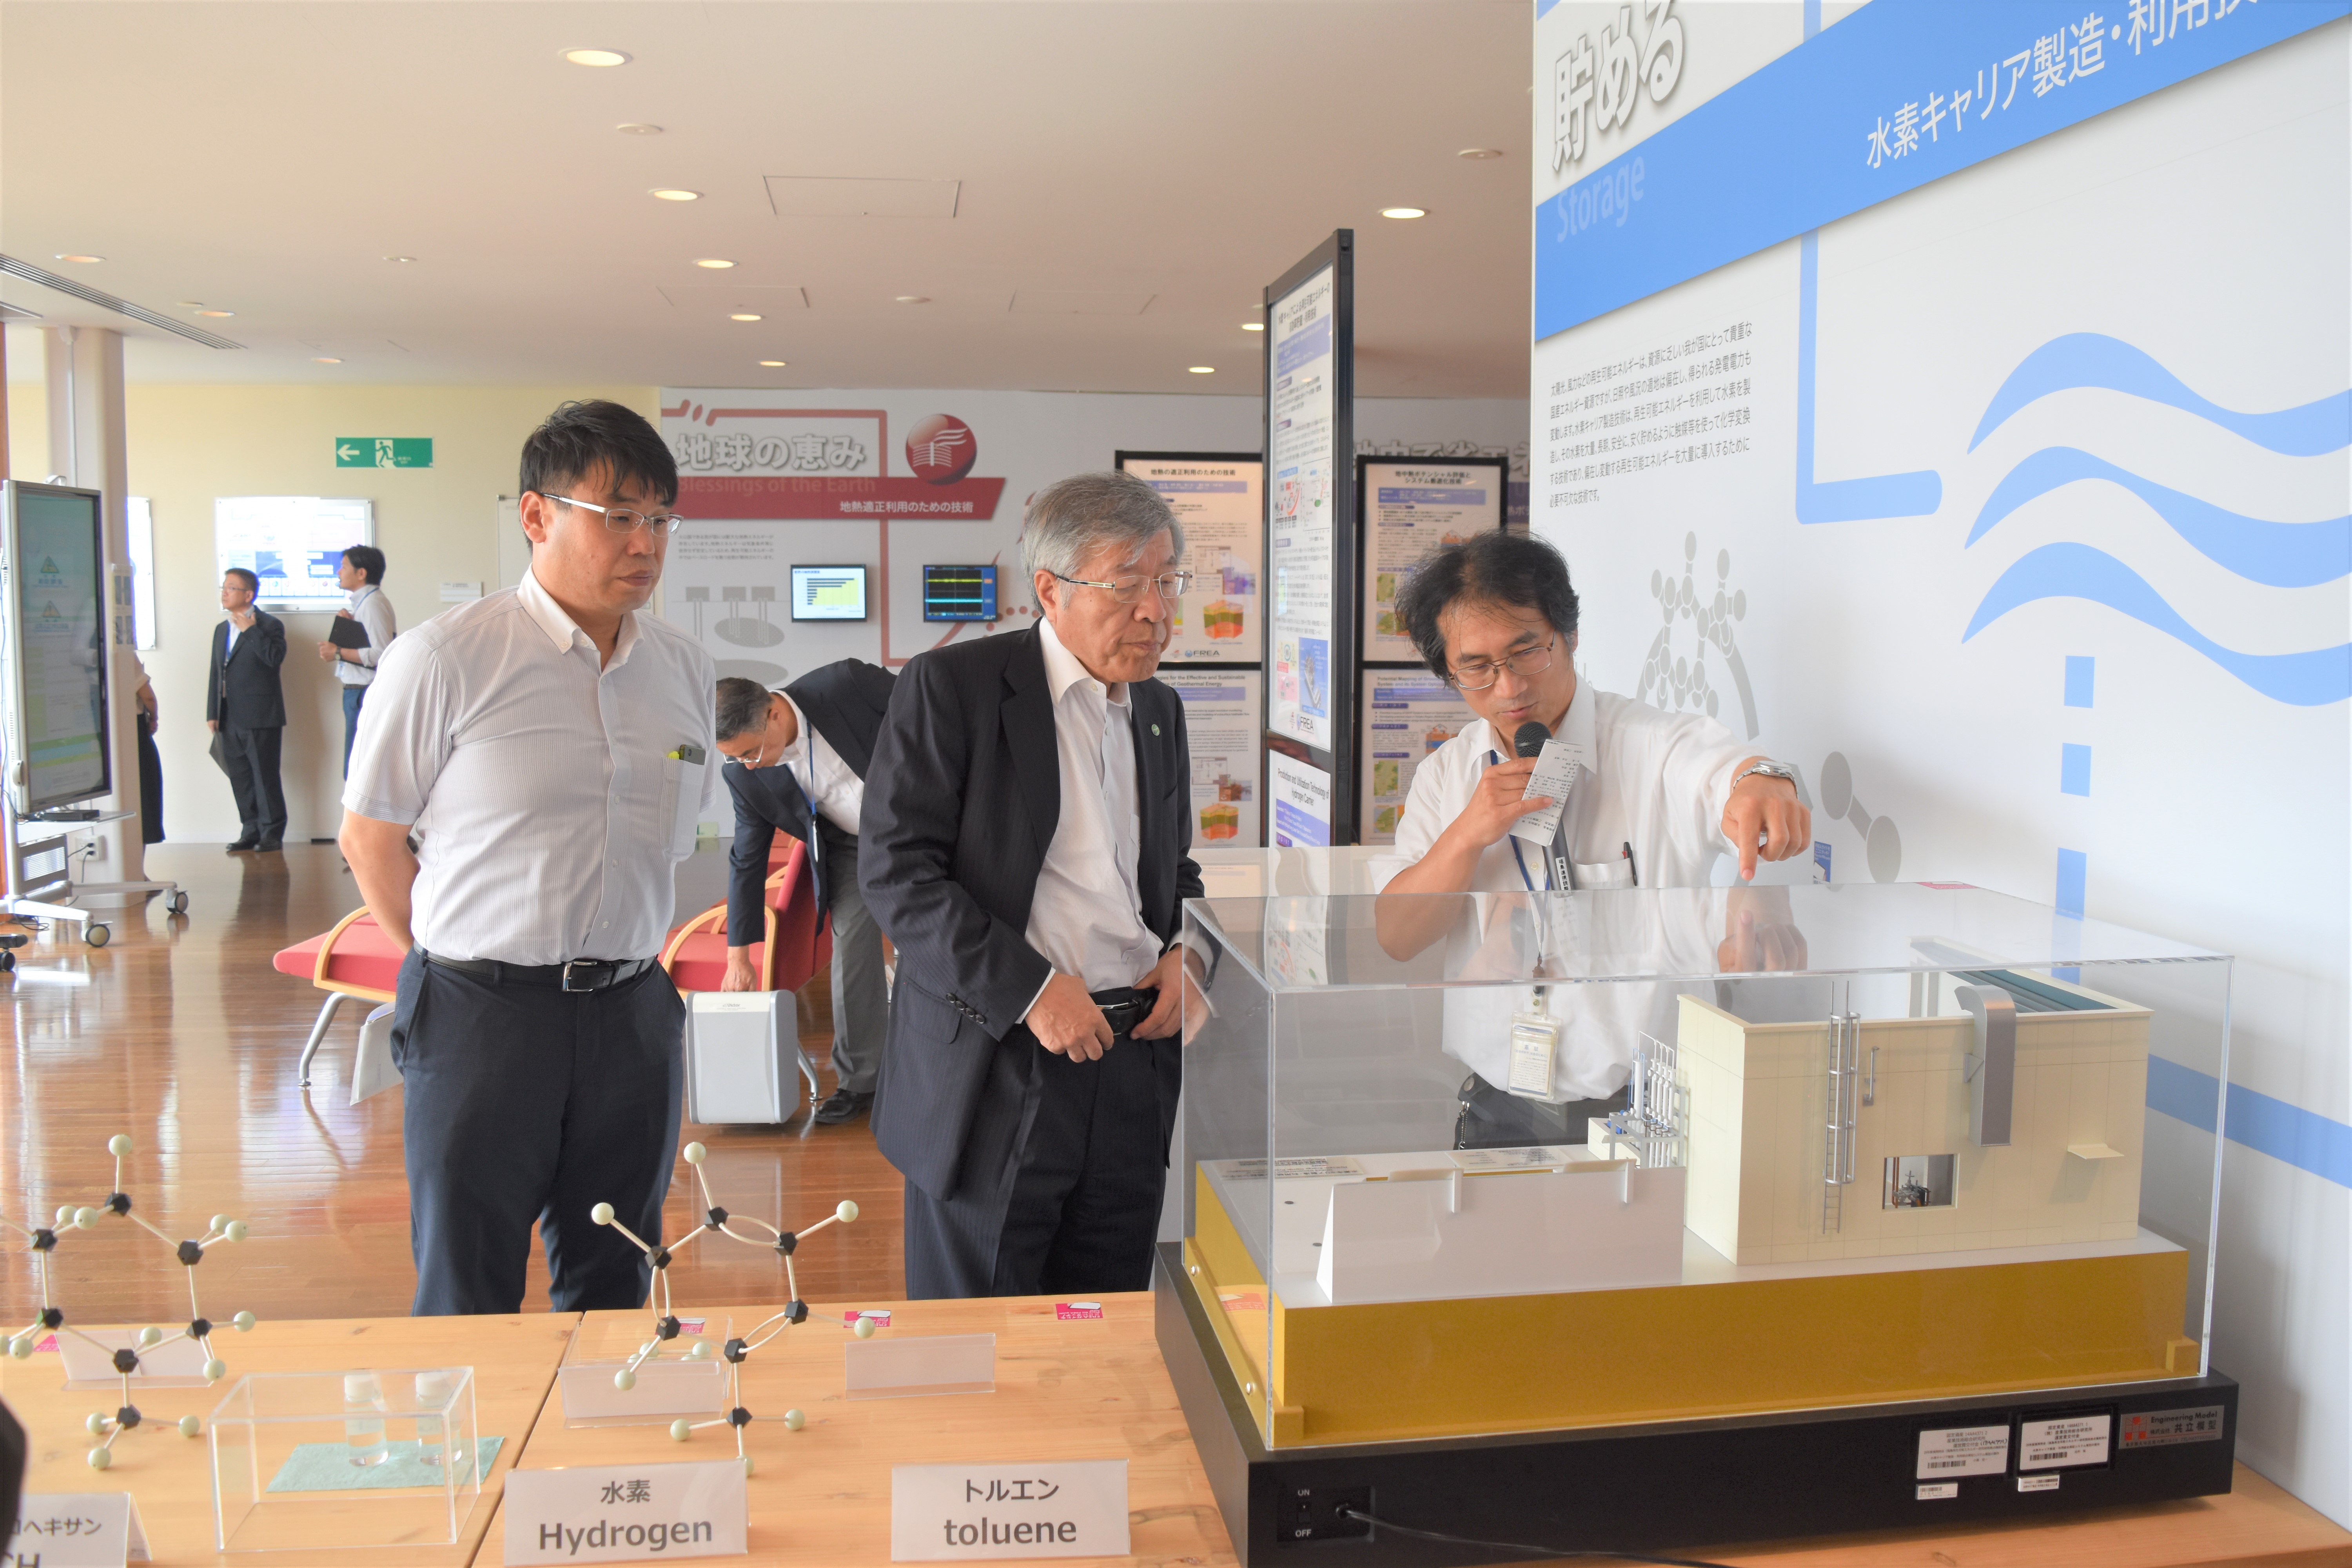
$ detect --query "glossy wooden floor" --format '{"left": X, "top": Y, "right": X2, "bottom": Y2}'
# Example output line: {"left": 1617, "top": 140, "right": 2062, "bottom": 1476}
{"left": 0, "top": 843, "right": 903, "bottom": 1330}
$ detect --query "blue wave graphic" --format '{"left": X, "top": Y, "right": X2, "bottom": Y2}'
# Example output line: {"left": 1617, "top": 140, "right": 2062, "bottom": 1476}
{"left": 1970, "top": 334, "right": 2352, "bottom": 456}
{"left": 1969, "top": 447, "right": 2352, "bottom": 589}
{"left": 1964, "top": 543, "right": 2352, "bottom": 706}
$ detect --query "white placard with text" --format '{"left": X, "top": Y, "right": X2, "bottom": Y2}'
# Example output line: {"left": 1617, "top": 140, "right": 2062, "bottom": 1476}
{"left": 502, "top": 1461, "right": 747, "bottom": 1564}
{"left": 890, "top": 1459, "right": 1129, "bottom": 1561}
{"left": 5, "top": 1493, "right": 150, "bottom": 1566}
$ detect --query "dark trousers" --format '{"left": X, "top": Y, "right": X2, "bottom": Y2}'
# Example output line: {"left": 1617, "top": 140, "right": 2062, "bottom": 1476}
{"left": 817, "top": 822, "right": 889, "bottom": 1095}
{"left": 904, "top": 1013, "right": 1179, "bottom": 1300}
{"left": 340, "top": 684, "right": 367, "bottom": 777}
{"left": 1454, "top": 1072, "right": 1630, "bottom": 1151}
{"left": 135, "top": 714, "right": 163, "bottom": 844}
{"left": 391, "top": 949, "right": 685, "bottom": 1316}
{"left": 220, "top": 724, "right": 285, "bottom": 840}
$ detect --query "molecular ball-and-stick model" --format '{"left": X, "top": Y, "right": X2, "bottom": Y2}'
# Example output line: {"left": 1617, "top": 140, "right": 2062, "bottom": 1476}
{"left": 4, "top": 1134, "right": 258, "bottom": 1469}
{"left": 591, "top": 1141, "right": 873, "bottom": 1472}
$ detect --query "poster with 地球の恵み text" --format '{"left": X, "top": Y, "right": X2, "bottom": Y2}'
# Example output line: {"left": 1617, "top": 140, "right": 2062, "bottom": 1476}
{"left": 1362, "top": 462, "right": 1503, "bottom": 662}
{"left": 1360, "top": 671, "right": 1477, "bottom": 846}
{"left": 1267, "top": 268, "right": 1335, "bottom": 747}
{"left": 1123, "top": 458, "right": 1263, "bottom": 665}
{"left": 1161, "top": 670, "right": 1262, "bottom": 846}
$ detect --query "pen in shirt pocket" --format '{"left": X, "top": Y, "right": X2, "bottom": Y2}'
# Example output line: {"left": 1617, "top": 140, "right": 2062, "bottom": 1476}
{"left": 669, "top": 743, "right": 707, "bottom": 764}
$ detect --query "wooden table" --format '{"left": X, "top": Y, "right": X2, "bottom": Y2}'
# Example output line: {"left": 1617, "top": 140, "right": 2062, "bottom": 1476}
{"left": 474, "top": 1292, "right": 1237, "bottom": 1566}
{"left": 2, "top": 1313, "right": 575, "bottom": 1566}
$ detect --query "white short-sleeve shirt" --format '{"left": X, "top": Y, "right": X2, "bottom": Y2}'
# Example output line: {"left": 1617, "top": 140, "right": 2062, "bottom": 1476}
{"left": 342, "top": 569, "right": 720, "bottom": 965}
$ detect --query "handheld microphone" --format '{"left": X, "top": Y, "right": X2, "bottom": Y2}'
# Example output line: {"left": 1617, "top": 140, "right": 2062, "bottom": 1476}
{"left": 1512, "top": 721, "right": 1550, "bottom": 759}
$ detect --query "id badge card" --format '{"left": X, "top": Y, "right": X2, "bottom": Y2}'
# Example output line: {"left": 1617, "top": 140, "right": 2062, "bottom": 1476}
{"left": 1507, "top": 1011, "right": 1561, "bottom": 1098}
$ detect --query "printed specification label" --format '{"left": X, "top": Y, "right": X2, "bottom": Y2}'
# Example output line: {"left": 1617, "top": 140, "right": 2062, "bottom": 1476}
{"left": 2020, "top": 1413, "right": 2112, "bottom": 1470}
{"left": 1916, "top": 1424, "right": 2010, "bottom": 1479}
{"left": 2120, "top": 1406, "right": 2226, "bottom": 1449}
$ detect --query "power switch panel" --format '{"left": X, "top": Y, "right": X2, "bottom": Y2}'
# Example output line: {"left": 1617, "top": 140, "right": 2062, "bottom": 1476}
{"left": 1279, "top": 1485, "right": 1372, "bottom": 1544}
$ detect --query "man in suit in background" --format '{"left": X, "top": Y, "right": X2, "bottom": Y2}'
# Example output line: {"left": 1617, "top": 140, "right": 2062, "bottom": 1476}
{"left": 207, "top": 567, "right": 288, "bottom": 851}
{"left": 860, "top": 470, "right": 1205, "bottom": 1299}
{"left": 713, "top": 661, "right": 897, "bottom": 1124}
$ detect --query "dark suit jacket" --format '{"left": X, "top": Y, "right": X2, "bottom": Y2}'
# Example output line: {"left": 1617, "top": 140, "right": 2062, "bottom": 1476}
{"left": 206, "top": 610, "right": 287, "bottom": 730}
{"left": 724, "top": 659, "right": 897, "bottom": 946}
{"left": 858, "top": 627, "right": 1202, "bottom": 1200}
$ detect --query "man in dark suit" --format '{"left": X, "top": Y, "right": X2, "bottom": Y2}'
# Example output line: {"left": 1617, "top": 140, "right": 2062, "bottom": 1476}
{"left": 713, "top": 661, "right": 897, "bottom": 1123}
{"left": 207, "top": 567, "right": 288, "bottom": 851}
{"left": 860, "top": 471, "right": 1206, "bottom": 1299}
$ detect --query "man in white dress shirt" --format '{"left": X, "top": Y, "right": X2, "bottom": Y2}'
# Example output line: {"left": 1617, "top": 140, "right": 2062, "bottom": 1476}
{"left": 340, "top": 400, "right": 719, "bottom": 1316}
{"left": 859, "top": 471, "right": 1205, "bottom": 1298}
{"left": 317, "top": 543, "right": 397, "bottom": 777}
{"left": 1373, "top": 531, "right": 1811, "bottom": 1149}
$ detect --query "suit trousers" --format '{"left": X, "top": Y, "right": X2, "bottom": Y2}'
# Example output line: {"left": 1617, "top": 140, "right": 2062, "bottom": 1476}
{"left": 221, "top": 724, "right": 286, "bottom": 839}
{"left": 391, "top": 949, "right": 684, "bottom": 1316}
{"left": 818, "top": 821, "right": 889, "bottom": 1095}
{"left": 902, "top": 1018, "right": 1179, "bottom": 1300}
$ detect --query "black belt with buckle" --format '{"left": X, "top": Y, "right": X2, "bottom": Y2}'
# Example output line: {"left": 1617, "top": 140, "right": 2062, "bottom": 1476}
{"left": 1091, "top": 986, "right": 1160, "bottom": 1036}
{"left": 422, "top": 951, "right": 659, "bottom": 993}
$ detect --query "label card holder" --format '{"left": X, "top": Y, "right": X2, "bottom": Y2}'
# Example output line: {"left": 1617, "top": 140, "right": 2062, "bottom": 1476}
{"left": 890, "top": 1459, "right": 1128, "bottom": 1561}
{"left": 846, "top": 1334, "right": 996, "bottom": 1400}
{"left": 502, "top": 1461, "right": 746, "bottom": 1564}
{"left": 7, "top": 1493, "right": 151, "bottom": 1566}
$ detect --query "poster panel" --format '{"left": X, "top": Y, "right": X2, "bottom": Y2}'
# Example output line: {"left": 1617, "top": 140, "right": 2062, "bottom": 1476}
{"left": 1268, "top": 750, "right": 1332, "bottom": 849}
{"left": 214, "top": 497, "right": 374, "bottom": 612}
{"left": 1119, "top": 454, "right": 1262, "bottom": 666}
{"left": 1266, "top": 267, "right": 1338, "bottom": 747}
{"left": 1161, "top": 668, "right": 1262, "bottom": 848}
{"left": 1360, "top": 459, "right": 1505, "bottom": 662}
{"left": 1360, "top": 669, "right": 1477, "bottom": 846}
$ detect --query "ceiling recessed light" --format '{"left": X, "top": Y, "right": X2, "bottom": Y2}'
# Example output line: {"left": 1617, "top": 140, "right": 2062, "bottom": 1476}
{"left": 650, "top": 189, "right": 701, "bottom": 202}
{"left": 729, "top": 313, "right": 763, "bottom": 322}
{"left": 894, "top": 295, "right": 931, "bottom": 304}
{"left": 615, "top": 122, "right": 663, "bottom": 136}
{"left": 1457, "top": 147, "right": 1505, "bottom": 160}
{"left": 1241, "top": 322, "right": 1264, "bottom": 331}
{"left": 695, "top": 258, "right": 735, "bottom": 269}
{"left": 1188, "top": 366, "right": 1216, "bottom": 375}
{"left": 196, "top": 309, "right": 234, "bottom": 318}
{"left": 758, "top": 360, "right": 788, "bottom": 367}
{"left": 384, "top": 255, "right": 417, "bottom": 263}
{"left": 313, "top": 357, "right": 343, "bottom": 364}
{"left": 560, "top": 47, "right": 631, "bottom": 67}
{"left": 1381, "top": 206, "right": 1428, "bottom": 220}
{"left": 54, "top": 254, "right": 103, "bottom": 264}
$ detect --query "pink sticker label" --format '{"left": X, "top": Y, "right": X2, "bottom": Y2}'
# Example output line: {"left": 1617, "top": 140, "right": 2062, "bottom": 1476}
{"left": 844, "top": 1310, "right": 892, "bottom": 1328}
{"left": 677, "top": 1318, "right": 706, "bottom": 1335}
{"left": 1055, "top": 1301, "right": 1104, "bottom": 1320}
{"left": 1217, "top": 1291, "right": 1267, "bottom": 1313}
{"left": 34, "top": 1333, "right": 57, "bottom": 1352}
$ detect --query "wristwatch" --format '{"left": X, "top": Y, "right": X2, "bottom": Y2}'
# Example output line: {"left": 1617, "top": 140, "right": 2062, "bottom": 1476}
{"left": 1730, "top": 759, "right": 1798, "bottom": 792}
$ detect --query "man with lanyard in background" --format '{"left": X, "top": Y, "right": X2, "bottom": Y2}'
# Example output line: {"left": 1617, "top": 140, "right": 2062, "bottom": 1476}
{"left": 318, "top": 544, "right": 397, "bottom": 776}
{"left": 1372, "top": 532, "right": 1811, "bottom": 1150}
{"left": 712, "top": 664, "right": 897, "bottom": 1124}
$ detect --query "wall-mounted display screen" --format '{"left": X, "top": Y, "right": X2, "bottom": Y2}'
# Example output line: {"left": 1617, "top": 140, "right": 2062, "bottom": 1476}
{"left": 214, "top": 496, "right": 374, "bottom": 612}
{"left": 922, "top": 564, "right": 997, "bottom": 622}
{"left": 789, "top": 564, "right": 869, "bottom": 622}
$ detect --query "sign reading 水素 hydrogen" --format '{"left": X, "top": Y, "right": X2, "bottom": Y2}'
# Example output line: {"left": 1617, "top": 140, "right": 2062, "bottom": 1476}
{"left": 890, "top": 1459, "right": 1128, "bottom": 1561}
{"left": 501, "top": 1461, "right": 746, "bottom": 1564}
{"left": 335, "top": 437, "right": 433, "bottom": 468}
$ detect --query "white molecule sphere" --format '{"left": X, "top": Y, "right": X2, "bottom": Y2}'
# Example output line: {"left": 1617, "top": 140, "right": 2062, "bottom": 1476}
{"left": 741, "top": 1454, "right": 756, "bottom": 1479}
{"left": 233, "top": 1312, "right": 256, "bottom": 1332}
{"left": 109, "top": 1134, "right": 134, "bottom": 1157}
{"left": 687, "top": 1341, "right": 712, "bottom": 1360}
{"left": 7, "top": 1336, "right": 33, "bottom": 1359}
{"left": 205, "top": 1359, "right": 227, "bottom": 1381}
{"left": 590, "top": 1202, "right": 615, "bottom": 1226}
{"left": 138, "top": 1326, "right": 162, "bottom": 1348}
{"left": 836, "top": 1200, "right": 859, "bottom": 1224}
{"left": 86, "top": 1413, "right": 108, "bottom": 1436}
{"left": 682, "top": 1142, "right": 707, "bottom": 1165}
{"left": 179, "top": 1414, "right": 203, "bottom": 1438}
{"left": 613, "top": 1368, "right": 637, "bottom": 1392}
{"left": 784, "top": 1409, "right": 805, "bottom": 1431}
{"left": 853, "top": 1316, "right": 877, "bottom": 1340}
{"left": 55, "top": 1205, "right": 74, "bottom": 1227}
{"left": 88, "top": 1446, "right": 113, "bottom": 1470}
{"left": 74, "top": 1207, "right": 101, "bottom": 1230}
{"left": 668, "top": 1418, "right": 692, "bottom": 1442}
{"left": 211, "top": 1214, "right": 232, "bottom": 1232}
{"left": 223, "top": 1220, "right": 249, "bottom": 1243}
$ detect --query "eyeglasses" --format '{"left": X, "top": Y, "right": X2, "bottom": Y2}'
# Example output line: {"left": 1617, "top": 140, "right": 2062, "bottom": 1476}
{"left": 1445, "top": 636, "right": 1557, "bottom": 691}
{"left": 543, "top": 494, "right": 685, "bottom": 535}
{"left": 1051, "top": 569, "right": 1195, "bottom": 605}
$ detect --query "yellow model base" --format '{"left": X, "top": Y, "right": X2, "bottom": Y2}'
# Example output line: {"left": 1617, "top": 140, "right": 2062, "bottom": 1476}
{"left": 1187, "top": 1171, "right": 2194, "bottom": 1449}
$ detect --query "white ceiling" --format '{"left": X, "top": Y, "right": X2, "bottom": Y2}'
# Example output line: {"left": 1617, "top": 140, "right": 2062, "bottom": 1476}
{"left": 2, "top": 1, "right": 1532, "bottom": 396}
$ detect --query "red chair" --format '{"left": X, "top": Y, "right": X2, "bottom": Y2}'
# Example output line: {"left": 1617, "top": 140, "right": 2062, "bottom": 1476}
{"left": 273, "top": 906, "right": 404, "bottom": 1087}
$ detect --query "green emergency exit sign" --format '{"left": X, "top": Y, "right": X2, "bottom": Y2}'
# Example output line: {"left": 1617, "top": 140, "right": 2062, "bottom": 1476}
{"left": 336, "top": 437, "right": 433, "bottom": 468}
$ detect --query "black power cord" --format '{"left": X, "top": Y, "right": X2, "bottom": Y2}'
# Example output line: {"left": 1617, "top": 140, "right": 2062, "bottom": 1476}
{"left": 1336, "top": 1507, "right": 1736, "bottom": 1568}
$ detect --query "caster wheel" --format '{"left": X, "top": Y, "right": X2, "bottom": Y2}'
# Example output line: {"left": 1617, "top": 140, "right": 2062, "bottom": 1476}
{"left": 0, "top": 951, "right": 13, "bottom": 972}
{"left": 85, "top": 924, "right": 111, "bottom": 949}
{"left": 165, "top": 891, "right": 189, "bottom": 915}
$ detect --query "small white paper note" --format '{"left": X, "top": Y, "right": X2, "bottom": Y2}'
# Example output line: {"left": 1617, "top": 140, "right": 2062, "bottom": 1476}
{"left": 503, "top": 1461, "right": 746, "bottom": 1564}
{"left": 57, "top": 1330, "right": 210, "bottom": 1388}
{"left": 7, "top": 1493, "right": 150, "bottom": 1565}
{"left": 1506, "top": 739, "right": 1586, "bottom": 848}
{"left": 890, "top": 1460, "right": 1128, "bottom": 1561}
{"left": 1916, "top": 1424, "right": 2010, "bottom": 1479}
{"left": 846, "top": 1333, "right": 996, "bottom": 1400}
{"left": 2019, "top": 1413, "right": 2111, "bottom": 1470}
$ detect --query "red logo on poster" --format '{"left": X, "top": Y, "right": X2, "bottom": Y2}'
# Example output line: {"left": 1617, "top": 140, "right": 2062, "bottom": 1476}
{"left": 905, "top": 414, "right": 978, "bottom": 485}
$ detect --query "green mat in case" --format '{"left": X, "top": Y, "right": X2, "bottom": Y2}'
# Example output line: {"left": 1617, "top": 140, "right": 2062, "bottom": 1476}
{"left": 265, "top": 1435, "right": 503, "bottom": 1492}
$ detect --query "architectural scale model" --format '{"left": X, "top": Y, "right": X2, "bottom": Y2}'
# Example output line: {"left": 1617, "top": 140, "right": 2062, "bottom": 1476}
{"left": 591, "top": 1141, "right": 865, "bottom": 1471}
{"left": 4, "top": 1134, "right": 257, "bottom": 1468}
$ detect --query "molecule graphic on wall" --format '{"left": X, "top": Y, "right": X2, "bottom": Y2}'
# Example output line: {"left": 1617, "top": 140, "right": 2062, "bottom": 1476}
{"left": 592, "top": 1141, "right": 866, "bottom": 1473}
{"left": 4, "top": 1135, "right": 257, "bottom": 1469}
{"left": 1639, "top": 532, "right": 1761, "bottom": 741}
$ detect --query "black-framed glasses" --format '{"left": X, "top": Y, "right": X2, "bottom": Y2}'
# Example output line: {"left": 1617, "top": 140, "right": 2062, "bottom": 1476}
{"left": 543, "top": 494, "right": 686, "bottom": 535}
{"left": 1051, "top": 569, "right": 1195, "bottom": 605}
{"left": 1445, "top": 636, "right": 1556, "bottom": 691}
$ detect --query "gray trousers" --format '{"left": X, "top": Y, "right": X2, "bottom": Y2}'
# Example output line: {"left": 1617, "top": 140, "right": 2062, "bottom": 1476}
{"left": 819, "top": 820, "right": 890, "bottom": 1094}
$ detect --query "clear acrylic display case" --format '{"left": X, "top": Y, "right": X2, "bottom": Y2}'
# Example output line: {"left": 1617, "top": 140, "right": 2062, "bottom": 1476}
{"left": 1176, "top": 882, "right": 2229, "bottom": 1450}
{"left": 210, "top": 1367, "right": 481, "bottom": 1551}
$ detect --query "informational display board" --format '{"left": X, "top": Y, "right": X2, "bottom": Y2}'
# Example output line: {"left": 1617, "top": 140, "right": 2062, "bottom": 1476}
{"left": 2, "top": 483, "right": 111, "bottom": 814}
{"left": 1162, "top": 669, "right": 1262, "bottom": 848}
{"left": 1359, "top": 669, "right": 1477, "bottom": 846}
{"left": 790, "top": 565, "right": 869, "bottom": 621}
{"left": 1116, "top": 452, "right": 1263, "bottom": 667}
{"left": 1268, "top": 749, "right": 1333, "bottom": 849}
{"left": 1359, "top": 456, "right": 1507, "bottom": 662}
{"left": 213, "top": 496, "right": 373, "bottom": 612}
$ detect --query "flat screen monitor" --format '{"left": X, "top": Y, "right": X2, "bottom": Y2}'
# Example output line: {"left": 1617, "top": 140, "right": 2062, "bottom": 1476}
{"left": 214, "top": 496, "right": 374, "bottom": 612}
{"left": 922, "top": 564, "right": 998, "bottom": 622}
{"left": 2, "top": 481, "right": 112, "bottom": 815}
{"left": 790, "top": 564, "right": 869, "bottom": 622}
